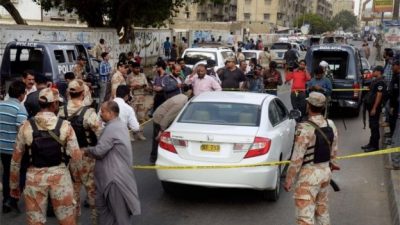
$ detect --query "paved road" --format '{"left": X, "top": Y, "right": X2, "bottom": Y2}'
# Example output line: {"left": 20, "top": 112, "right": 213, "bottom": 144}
{"left": 1, "top": 40, "right": 393, "bottom": 225}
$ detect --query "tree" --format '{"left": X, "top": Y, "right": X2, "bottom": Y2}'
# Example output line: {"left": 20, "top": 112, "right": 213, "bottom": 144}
{"left": 332, "top": 10, "right": 357, "bottom": 31}
{"left": 0, "top": 0, "right": 27, "bottom": 25}
{"left": 33, "top": 0, "right": 188, "bottom": 41}
{"left": 293, "top": 13, "right": 334, "bottom": 34}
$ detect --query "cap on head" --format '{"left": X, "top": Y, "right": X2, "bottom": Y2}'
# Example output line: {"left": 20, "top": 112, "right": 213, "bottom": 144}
{"left": 225, "top": 57, "right": 236, "bottom": 63}
{"left": 39, "top": 88, "right": 62, "bottom": 103}
{"left": 373, "top": 65, "right": 385, "bottom": 74}
{"left": 128, "top": 61, "right": 141, "bottom": 68}
{"left": 68, "top": 79, "right": 85, "bottom": 93}
{"left": 319, "top": 61, "right": 329, "bottom": 68}
{"left": 306, "top": 92, "right": 326, "bottom": 107}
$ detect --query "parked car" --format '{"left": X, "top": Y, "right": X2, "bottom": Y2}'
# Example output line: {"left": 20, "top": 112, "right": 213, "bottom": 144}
{"left": 0, "top": 41, "right": 98, "bottom": 99}
{"left": 305, "top": 44, "right": 363, "bottom": 116}
{"left": 241, "top": 50, "right": 271, "bottom": 68}
{"left": 156, "top": 91, "right": 298, "bottom": 201}
{"left": 269, "top": 42, "right": 306, "bottom": 67}
{"left": 182, "top": 47, "right": 237, "bottom": 72}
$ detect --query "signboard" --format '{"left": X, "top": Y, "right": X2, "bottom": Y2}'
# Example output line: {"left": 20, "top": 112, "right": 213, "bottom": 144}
{"left": 373, "top": 0, "right": 394, "bottom": 13}
{"left": 383, "top": 20, "right": 400, "bottom": 44}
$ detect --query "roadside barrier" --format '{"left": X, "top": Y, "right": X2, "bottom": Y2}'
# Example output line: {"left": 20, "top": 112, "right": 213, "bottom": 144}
{"left": 133, "top": 147, "right": 400, "bottom": 170}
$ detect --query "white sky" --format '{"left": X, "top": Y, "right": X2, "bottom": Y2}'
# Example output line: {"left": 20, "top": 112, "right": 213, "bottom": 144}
{"left": 354, "top": 0, "right": 374, "bottom": 16}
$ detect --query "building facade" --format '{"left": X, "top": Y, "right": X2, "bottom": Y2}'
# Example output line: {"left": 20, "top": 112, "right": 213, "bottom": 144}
{"left": 332, "top": 0, "right": 354, "bottom": 17}
{"left": 310, "top": 0, "right": 333, "bottom": 19}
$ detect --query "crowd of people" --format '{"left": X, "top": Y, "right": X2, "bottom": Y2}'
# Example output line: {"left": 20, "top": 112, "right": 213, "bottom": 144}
{"left": 1, "top": 34, "right": 400, "bottom": 225}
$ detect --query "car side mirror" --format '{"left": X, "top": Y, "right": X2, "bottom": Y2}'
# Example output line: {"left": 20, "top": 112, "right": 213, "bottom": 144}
{"left": 289, "top": 109, "right": 302, "bottom": 120}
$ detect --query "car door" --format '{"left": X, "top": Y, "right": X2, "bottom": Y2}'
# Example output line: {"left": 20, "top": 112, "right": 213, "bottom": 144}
{"left": 267, "top": 100, "right": 286, "bottom": 161}
{"left": 273, "top": 99, "right": 295, "bottom": 160}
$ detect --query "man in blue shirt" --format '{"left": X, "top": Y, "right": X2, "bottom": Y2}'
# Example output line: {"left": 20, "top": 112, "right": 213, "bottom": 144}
{"left": 0, "top": 80, "right": 28, "bottom": 213}
{"left": 99, "top": 52, "right": 112, "bottom": 103}
{"left": 307, "top": 66, "right": 332, "bottom": 117}
{"left": 163, "top": 37, "right": 171, "bottom": 59}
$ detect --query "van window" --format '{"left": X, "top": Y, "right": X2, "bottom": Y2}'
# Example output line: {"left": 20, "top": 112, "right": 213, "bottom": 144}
{"left": 312, "top": 51, "right": 350, "bottom": 79}
{"left": 67, "top": 50, "right": 76, "bottom": 62}
{"left": 9, "top": 47, "right": 44, "bottom": 75}
{"left": 54, "top": 50, "right": 66, "bottom": 63}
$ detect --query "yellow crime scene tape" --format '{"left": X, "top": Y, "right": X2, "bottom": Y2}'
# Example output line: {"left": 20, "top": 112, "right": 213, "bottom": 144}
{"left": 222, "top": 88, "right": 369, "bottom": 92}
{"left": 132, "top": 147, "right": 400, "bottom": 170}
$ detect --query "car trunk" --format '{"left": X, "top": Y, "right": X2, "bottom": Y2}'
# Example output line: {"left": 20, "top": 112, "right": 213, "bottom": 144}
{"left": 168, "top": 123, "right": 259, "bottom": 163}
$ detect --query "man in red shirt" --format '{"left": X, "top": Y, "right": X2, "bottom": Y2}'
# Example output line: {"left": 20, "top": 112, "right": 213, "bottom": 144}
{"left": 285, "top": 60, "right": 311, "bottom": 119}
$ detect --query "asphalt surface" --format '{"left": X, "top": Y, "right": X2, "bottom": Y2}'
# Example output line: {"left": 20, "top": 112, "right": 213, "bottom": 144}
{"left": 0, "top": 40, "right": 393, "bottom": 225}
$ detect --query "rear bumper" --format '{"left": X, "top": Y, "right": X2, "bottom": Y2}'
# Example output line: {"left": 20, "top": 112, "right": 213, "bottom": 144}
{"left": 330, "top": 98, "right": 360, "bottom": 109}
{"left": 156, "top": 149, "right": 278, "bottom": 190}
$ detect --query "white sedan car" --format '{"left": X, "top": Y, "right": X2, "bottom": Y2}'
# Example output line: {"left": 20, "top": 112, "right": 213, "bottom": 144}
{"left": 156, "top": 91, "right": 297, "bottom": 201}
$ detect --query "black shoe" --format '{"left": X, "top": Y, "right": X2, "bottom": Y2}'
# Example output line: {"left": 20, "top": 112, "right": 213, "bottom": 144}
{"left": 83, "top": 199, "right": 90, "bottom": 208}
{"left": 364, "top": 147, "right": 378, "bottom": 152}
{"left": 361, "top": 144, "right": 371, "bottom": 150}
{"left": 9, "top": 200, "right": 21, "bottom": 214}
{"left": 2, "top": 205, "right": 11, "bottom": 214}
{"left": 149, "top": 156, "right": 157, "bottom": 164}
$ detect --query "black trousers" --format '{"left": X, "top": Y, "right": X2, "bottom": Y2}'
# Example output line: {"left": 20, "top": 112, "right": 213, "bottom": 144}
{"left": 290, "top": 91, "right": 307, "bottom": 119}
{"left": 151, "top": 123, "right": 161, "bottom": 160}
{"left": 368, "top": 110, "right": 381, "bottom": 149}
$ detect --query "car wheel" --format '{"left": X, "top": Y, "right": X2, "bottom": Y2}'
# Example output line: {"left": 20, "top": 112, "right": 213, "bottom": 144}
{"left": 161, "top": 181, "right": 175, "bottom": 194}
{"left": 262, "top": 164, "right": 281, "bottom": 202}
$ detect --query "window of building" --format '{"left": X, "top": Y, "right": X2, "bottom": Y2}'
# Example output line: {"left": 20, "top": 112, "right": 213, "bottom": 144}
{"left": 245, "top": 0, "right": 251, "bottom": 5}
{"left": 264, "top": 0, "right": 272, "bottom": 5}
{"left": 244, "top": 13, "right": 251, "bottom": 20}
{"left": 264, "top": 13, "right": 270, "bottom": 21}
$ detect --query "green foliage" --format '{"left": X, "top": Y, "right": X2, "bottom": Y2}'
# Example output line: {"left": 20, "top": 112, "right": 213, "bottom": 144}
{"left": 293, "top": 13, "right": 334, "bottom": 34}
{"left": 332, "top": 10, "right": 357, "bottom": 31}
{"left": 32, "top": 0, "right": 187, "bottom": 29}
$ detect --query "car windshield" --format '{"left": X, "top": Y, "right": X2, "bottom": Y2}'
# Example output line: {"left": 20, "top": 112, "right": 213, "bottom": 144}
{"left": 271, "top": 43, "right": 290, "bottom": 50}
{"left": 184, "top": 51, "right": 217, "bottom": 66}
{"left": 178, "top": 102, "right": 261, "bottom": 126}
{"left": 243, "top": 52, "right": 257, "bottom": 60}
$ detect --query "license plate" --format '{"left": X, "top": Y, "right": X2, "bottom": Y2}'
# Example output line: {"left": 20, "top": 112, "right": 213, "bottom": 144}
{"left": 200, "top": 144, "right": 220, "bottom": 152}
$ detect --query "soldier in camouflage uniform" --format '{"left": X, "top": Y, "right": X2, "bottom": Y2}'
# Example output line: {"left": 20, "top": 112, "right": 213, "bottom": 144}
{"left": 110, "top": 61, "right": 128, "bottom": 99}
{"left": 127, "top": 62, "right": 150, "bottom": 140}
{"left": 58, "top": 79, "right": 103, "bottom": 225}
{"left": 284, "top": 92, "right": 339, "bottom": 225}
{"left": 10, "top": 88, "right": 82, "bottom": 225}
{"left": 72, "top": 55, "right": 88, "bottom": 80}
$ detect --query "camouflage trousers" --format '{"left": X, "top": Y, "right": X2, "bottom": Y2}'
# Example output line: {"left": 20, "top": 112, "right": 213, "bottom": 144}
{"left": 73, "top": 155, "right": 97, "bottom": 225}
{"left": 294, "top": 170, "right": 331, "bottom": 225}
{"left": 131, "top": 95, "right": 147, "bottom": 124}
{"left": 24, "top": 166, "right": 76, "bottom": 225}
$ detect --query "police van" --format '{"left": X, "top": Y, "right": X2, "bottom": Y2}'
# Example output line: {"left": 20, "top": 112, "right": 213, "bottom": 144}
{"left": 305, "top": 44, "right": 363, "bottom": 116}
{"left": 0, "top": 41, "right": 99, "bottom": 99}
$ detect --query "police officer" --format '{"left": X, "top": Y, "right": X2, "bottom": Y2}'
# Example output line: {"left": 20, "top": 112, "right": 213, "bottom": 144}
{"left": 58, "top": 79, "right": 102, "bottom": 225}
{"left": 284, "top": 92, "right": 339, "bottom": 225}
{"left": 127, "top": 61, "right": 150, "bottom": 140}
{"left": 9, "top": 88, "right": 82, "bottom": 225}
{"left": 361, "top": 66, "right": 387, "bottom": 152}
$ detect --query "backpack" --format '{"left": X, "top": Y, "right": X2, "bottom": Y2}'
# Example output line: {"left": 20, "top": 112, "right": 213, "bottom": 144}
{"left": 302, "top": 120, "right": 334, "bottom": 165}
{"left": 27, "top": 118, "right": 69, "bottom": 168}
{"left": 61, "top": 106, "right": 97, "bottom": 148}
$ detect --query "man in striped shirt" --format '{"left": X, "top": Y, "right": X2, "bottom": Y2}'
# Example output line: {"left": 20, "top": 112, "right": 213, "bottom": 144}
{"left": 0, "top": 80, "right": 28, "bottom": 213}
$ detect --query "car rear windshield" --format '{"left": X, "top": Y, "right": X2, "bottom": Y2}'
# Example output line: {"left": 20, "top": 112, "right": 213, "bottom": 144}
{"left": 9, "top": 47, "right": 44, "bottom": 75}
{"left": 312, "top": 51, "right": 352, "bottom": 79}
{"left": 243, "top": 52, "right": 256, "bottom": 60}
{"left": 178, "top": 102, "right": 261, "bottom": 126}
{"left": 271, "top": 43, "right": 290, "bottom": 50}
{"left": 184, "top": 51, "right": 217, "bottom": 65}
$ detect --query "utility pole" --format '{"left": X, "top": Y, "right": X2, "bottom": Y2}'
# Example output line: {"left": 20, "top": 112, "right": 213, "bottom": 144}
{"left": 393, "top": 0, "right": 399, "bottom": 20}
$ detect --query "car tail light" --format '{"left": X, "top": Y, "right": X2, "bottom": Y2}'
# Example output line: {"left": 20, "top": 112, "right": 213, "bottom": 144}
{"left": 353, "top": 82, "right": 360, "bottom": 99}
{"left": 159, "top": 132, "right": 177, "bottom": 153}
{"left": 244, "top": 137, "right": 271, "bottom": 158}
